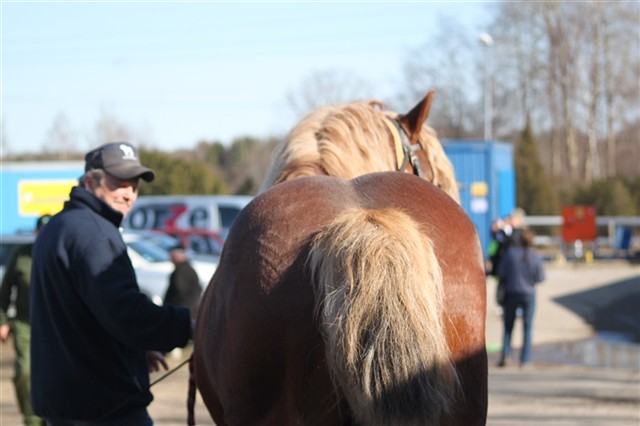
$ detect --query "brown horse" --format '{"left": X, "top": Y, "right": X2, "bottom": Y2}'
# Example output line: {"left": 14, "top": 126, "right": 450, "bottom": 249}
{"left": 193, "top": 92, "right": 487, "bottom": 425}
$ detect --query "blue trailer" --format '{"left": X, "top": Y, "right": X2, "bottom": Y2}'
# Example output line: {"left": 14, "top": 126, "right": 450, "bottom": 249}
{"left": 442, "top": 140, "right": 516, "bottom": 258}
{"left": 0, "top": 161, "right": 84, "bottom": 235}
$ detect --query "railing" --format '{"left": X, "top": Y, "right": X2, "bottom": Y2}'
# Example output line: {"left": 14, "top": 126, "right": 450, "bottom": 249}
{"left": 525, "top": 216, "right": 640, "bottom": 227}
{"left": 524, "top": 216, "right": 640, "bottom": 260}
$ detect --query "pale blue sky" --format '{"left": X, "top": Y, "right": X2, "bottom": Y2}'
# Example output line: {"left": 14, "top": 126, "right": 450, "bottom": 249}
{"left": 2, "top": 1, "right": 490, "bottom": 154}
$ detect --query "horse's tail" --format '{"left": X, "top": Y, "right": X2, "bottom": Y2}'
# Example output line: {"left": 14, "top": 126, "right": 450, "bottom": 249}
{"left": 308, "top": 207, "right": 459, "bottom": 426}
{"left": 187, "top": 355, "right": 197, "bottom": 426}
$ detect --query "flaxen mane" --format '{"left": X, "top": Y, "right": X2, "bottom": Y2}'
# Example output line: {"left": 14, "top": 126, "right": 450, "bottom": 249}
{"left": 260, "top": 99, "right": 459, "bottom": 202}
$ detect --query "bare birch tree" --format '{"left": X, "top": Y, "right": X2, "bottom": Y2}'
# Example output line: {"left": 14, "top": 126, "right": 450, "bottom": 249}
{"left": 489, "top": 0, "right": 638, "bottom": 183}
{"left": 601, "top": 2, "right": 640, "bottom": 178}
{"left": 584, "top": 1, "right": 603, "bottom": 183}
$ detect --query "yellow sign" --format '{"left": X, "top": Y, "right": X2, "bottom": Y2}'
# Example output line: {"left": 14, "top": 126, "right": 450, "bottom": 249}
{"left": 470, "top": 181, "right": 488, "bottom": 197}
{"left": 18, "top": 180, "right": 76, "bottom": 216}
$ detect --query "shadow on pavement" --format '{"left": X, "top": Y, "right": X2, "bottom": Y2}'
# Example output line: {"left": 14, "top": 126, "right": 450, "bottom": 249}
{"left": 536, "top": 273, "right": 640, "bottom": 370}
{"left": 553, "top": 274, "right": 640, "bottom": 343}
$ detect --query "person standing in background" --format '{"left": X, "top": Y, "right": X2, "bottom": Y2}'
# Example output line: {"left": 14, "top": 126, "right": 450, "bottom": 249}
{"left": 487, "top": 208, "right": 528, "bottom": 307}
{"left": 163, "top": 244, "right": 202, "bottom": 360}
{"left": 164, "top": 244, "right": 202, "bottom": 320}
{"left": 0, "top": 214, "right": 50, "bottom": 426}
{"left": 506, "top": 207, "right": 526, "bottom": 247}
{"left": 30, "top": 142, "right": 193, "bottom": 425}
{"left": 496, "top": 228, "right": 546, "bottom": 368}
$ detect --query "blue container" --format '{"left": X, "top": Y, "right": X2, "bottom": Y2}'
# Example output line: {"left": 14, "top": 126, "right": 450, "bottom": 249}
{"left": 1, "top": 161, "right": 84, "bottom": 235}
{"left": 442, "top": 140, "right": 516, "bottom": 258}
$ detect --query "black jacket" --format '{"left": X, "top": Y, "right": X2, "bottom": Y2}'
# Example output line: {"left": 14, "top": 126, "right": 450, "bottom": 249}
{"left": 30, "top": 186, "right": 191, "bottom": 420}
{"left": 164, "top": 261, "right": 202, "bottom": 320}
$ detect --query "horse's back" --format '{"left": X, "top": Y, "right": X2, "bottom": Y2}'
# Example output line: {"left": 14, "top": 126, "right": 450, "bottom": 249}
{"left": 195, "top": 172, "right": 486, "bottom": 425}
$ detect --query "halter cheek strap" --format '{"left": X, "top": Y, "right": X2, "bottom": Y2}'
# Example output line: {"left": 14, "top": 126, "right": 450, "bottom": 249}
{"left": 382, "top": 115, "right": 425, "bottom": 178}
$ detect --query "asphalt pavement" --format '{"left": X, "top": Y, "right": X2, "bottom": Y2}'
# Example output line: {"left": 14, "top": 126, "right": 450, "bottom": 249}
{"left": 1, "top": 261, "right": 639, "bottom": 425}
{"left": 484, "top": 260, "right": 640, "bottom": 425}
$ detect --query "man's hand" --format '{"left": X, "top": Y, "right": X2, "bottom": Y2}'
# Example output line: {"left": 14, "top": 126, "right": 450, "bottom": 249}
{"left": 0, "top": 324, "right": 10, "bottom": 342}
{"left": 147, "top": 351, "right": 169, "bottom": 373}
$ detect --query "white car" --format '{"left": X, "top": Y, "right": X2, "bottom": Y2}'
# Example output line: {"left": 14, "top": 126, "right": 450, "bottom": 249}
{"left": 0, "top": 232, "right": 217, "bottom": 307}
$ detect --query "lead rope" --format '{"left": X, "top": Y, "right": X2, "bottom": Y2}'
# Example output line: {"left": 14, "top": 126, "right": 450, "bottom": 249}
{"left": 151, "top": 354, "right": 192, "bottom": 387}
{"left": 97, "top": 355, "right": 192, "bottom": 422}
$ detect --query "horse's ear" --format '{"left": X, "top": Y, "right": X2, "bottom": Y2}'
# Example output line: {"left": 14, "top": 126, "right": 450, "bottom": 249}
{"left": 398, "top": 90, "right": 435, "bottom": 144}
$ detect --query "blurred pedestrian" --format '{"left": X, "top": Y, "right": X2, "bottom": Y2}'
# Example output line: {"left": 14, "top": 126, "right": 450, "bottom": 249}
{"left": 507, "top": 207, "right": 526, "bottom": 246}
{"left": 487, "top": 208, "right": 527, "bottom": 307}
{"left": 164, "top": 244, "right": 202, "bottom": 320}
{"left": 0, "top": 214, "right": 50, "bottom": 426}
{"left": 496, "top": 228, "right": 546, "bottom": 368}
{"left": 30, "top": 142, "right": 193, "bottom": 425}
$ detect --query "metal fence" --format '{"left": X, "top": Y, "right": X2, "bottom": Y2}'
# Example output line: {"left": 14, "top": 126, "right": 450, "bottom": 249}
{"left": 524, "top": 216, "right": 640, "bottom": 260}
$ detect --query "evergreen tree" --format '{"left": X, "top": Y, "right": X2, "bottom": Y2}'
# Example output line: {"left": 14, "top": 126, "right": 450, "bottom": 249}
{"left": 139, "top": 149, "right": 227, "bottom": 195}
{"left": 572, "top": 178, "right": 637, "bottom": 216}
{"left": 515, "top": 119, "right": 559, "bottom": 215}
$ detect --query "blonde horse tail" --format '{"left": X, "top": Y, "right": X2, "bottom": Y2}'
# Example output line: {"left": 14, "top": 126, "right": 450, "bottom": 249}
{"left": 308, "top": 207, "right": 459, "bottom": 426}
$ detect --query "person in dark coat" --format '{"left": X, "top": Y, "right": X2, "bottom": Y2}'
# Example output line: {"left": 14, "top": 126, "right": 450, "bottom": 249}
{"left": 496, "top": 228, "right": 546, "bottom": 368}
{"left": 30, "top": 142, "right": 193, "bottom": 425}
{"left": 164, "top": 244, "right": 202, "bottom": 320}
{"left": 487, "top": 208, "right": 527, "bottom": 307}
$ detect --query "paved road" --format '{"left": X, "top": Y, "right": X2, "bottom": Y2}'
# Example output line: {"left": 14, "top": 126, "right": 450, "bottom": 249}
{"left": 484, "top": 260, "right": 640, "bottom": 425}
{"left": 1, "top": 262, "right": 639, "bottom": 425}
{"left": 486, "top": 262, "right": 640, "bottom": 349}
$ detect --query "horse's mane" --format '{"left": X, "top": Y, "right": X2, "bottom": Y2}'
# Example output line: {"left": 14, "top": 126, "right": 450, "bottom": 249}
{"left": 260, "top": 100, "right": 460, "bottom": 202}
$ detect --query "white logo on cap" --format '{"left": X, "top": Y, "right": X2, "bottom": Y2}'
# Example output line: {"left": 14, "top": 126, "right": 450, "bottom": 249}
{"left": 119, "top": 144, "right": 137, "bottom": 161}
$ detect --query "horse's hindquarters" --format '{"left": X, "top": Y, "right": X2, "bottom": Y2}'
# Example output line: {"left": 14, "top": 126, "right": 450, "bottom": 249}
{"left": 195, "top": 173, "right": 487, "bottom": 425}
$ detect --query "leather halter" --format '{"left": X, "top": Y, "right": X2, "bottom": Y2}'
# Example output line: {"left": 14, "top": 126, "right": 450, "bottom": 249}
{"left": 382, "top": 115, "right": 425, "bottom": 178}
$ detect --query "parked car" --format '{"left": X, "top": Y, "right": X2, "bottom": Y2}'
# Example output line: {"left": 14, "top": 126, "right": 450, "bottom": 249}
{"left": 0, "top": 232, "right": 217, "bottom": 307}
{"left": 154, "top": 227, "right": 226, "bottom": 257}
{"left": 123, "top": 195, "right": 253, "bottom": 234}
{"left": 121, "top": 229, "right": 222, "bottom": 261}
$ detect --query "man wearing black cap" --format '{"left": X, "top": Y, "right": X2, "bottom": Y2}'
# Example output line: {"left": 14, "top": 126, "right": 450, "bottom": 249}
{"left": 30, "top": 142, "right": 193, "bottom": 425}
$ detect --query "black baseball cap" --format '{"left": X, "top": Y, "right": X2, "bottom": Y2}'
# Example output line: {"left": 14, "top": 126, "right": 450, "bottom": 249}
{"left": 85, "top": 142, "right": 155, "bottom": 182}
